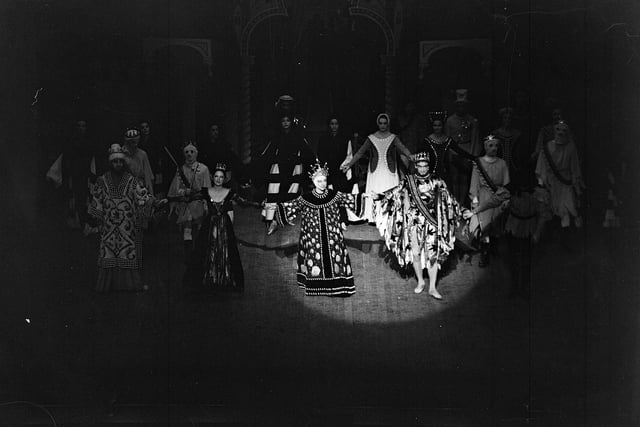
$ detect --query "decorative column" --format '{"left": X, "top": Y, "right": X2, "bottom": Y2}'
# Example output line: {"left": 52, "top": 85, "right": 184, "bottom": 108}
{"left": 239, "top": 55, "right": 254, "bottom": 165}
{"left": 381, "top": 54, "right": 396, "bottom": 116}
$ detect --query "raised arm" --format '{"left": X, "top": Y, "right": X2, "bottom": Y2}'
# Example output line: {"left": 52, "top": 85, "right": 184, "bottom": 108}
{"left": 393, "top": 136, "right": 412, "bottom": 167}
{"left": 341, "top": 138, "right": 372, "bottom": 171}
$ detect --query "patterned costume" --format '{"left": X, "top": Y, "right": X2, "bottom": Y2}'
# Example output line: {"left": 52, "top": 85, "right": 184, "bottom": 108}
{"left": 88, "top": 171, "right": 155, "bottom": 292}
{"left": 274, "top": 190, "right": 366, "bottom": 296}
{"left": 377, "top": 174, "right": 461, "bottom": 270}
{"left": 167, "top": 161, "right": 211, "bottom": 231}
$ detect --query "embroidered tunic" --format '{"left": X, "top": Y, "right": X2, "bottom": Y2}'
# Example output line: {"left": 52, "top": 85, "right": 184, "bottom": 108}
{"left": 88, "top": 172, "right": 154, "bottom": 292}
{"left": 275, "top": 190, "right": 366, "bottom": 296}
{"left": 377, "top": 175, "right": 461, "bottom": 269}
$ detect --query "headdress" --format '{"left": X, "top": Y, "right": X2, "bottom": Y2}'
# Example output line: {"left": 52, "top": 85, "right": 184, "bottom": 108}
{"left": 124, "top": 127, "right": 140, "bottom": 142}
{"left": 275, "top": 94, "right": 294, "bottom": 108}
{"left": 454, "top": 89, "right": 469, "bottom": 104}
{"left": 483, "top": 134, "right": 501, "bottom": 145}
{"left": 414, "top": 151, "right": 430, "bottom": 164}
{"left": 182, "top": 141, "right": 198, "bottom": 152}
{"left": 308, "top": 160, "right": 329, "bottom": 180}
{"left": 554, "top": 119, "right": 569, "bottom": 129}
{"left": 213, "top": 163, "right": 227, "bottom": 173}
{"left": 376, "top": 113, "right": 390, "bottom": 125}
{"left": 428, "top": 111, "right": 448, "bottom": 124}
{"left": 108, "top": 143, "right": 126, "bottom": 161}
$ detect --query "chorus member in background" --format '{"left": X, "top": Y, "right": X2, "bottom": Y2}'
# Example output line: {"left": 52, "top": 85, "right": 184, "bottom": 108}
{"left": 167, "top": 141, "right": 211, "bottom": 264}
{"left": 89, "top": 144, "right": 166, "bottom": 292}
{"left": 373, "top": 151, "right": 468, "bottom": 299}
{"left": 261, "top": 114, "right": 314, "bottom": 222}
{"left": 340, "top": 113, "right": 412, "bottom": 224}
{"left": 268, "top": 162, "right": 367, "bottom": 297}
{"left": 445, "top": 89, "right": 481, "bottom": 205}
{"left": 468, "top": 135, "right": 511, "bottom": 267}
{"left": 535, "top": 121, "right": 584, "bottom": 230}
{"left": 122, "top": 127, "right": 154, "bottom": 194}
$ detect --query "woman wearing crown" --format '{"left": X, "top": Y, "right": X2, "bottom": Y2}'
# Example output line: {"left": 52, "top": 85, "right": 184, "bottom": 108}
{"left": 372, "top": 151, "right": 470, "bottom": 299}
{"left": 267, "top": 162, "right": 367, "bottom": 296}
{"left": 167, "top": 141, "right": 212, "bottom": 264}
{"left": 183, "top": 163, "right": 258, "bottom": 292}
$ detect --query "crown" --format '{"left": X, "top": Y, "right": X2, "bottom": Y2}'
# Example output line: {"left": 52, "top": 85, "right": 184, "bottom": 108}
{"left": 124, "top": 128, "right": 140, "bottom": 140}
{"left": 428, "top": 111, "right": 448, "bottom": 123}
{"left": 308, "top": 160, "right": 329, "bottom": 180}
{"left": 182, "top": 140, "right": 198, "bottom": 150}
{"left": 414, "top": 151, "right": 430, "bottom": 163}
{"left": 214, "top": 163, "right": 227, "bottom": 172}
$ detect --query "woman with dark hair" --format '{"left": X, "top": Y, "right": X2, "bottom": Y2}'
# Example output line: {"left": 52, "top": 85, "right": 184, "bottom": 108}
{"left": 184, "top": 163, "right": 258, "bottom": 292}
{"left": 340, "top": 113, "right": 413, "bottom": 223}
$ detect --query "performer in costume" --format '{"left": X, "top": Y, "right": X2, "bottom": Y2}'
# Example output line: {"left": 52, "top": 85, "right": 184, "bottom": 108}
{"left": 184, "top": 163, "right": 259, "bottom": 293}
{"left": 492, "top": 107, "right": 526, "bottom": 178}
{"left": 88, "top": 144, "right": 167, "bottom": 292}
{"left": 167, "top": 141, "right": 212, "bottom": 263}
{"left": 445, "top": 89, "right": 482, "bottom": 205}
{"left": 268, "top": 161, "right": 367, "bottom": 297}
{"left": 122, "top": 127, "right": 154, "bottom": 194}
{"left": 535, "top": 120, "right": 584, "bottom": 229}
{"left": 373, "top": 151, "right": 469, "bottom": 299}
{"left": 260, "top": 114, "right": 314, "bottom": 221}
{"left": 340, "top": 113, "right": 413, "bottom": 224}
{"left": 469, "top": 135, "right": 511, "bottom": 267}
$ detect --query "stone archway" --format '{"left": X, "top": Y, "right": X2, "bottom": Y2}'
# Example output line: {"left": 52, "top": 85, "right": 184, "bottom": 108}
{"left": 418, "top": 39, "right": 491, "bottom": 80}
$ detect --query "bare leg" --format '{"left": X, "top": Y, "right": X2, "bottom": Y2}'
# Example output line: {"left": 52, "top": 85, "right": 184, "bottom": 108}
{"left": 426, "top": 261, "right": 442, "bottom": 300}
{"left": 411, "top": 228, "right": 426, "bottom": 294}
{"left": 412, "top": 253, "right": 426, "bottom": 294}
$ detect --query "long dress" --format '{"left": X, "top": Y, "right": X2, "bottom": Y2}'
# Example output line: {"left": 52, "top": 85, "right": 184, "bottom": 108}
{"left": 185, "top": 188, "right": 245, "bottom": 292}
{"left": 363, "top": 134, "right": 402, "bottom": 223}
{"left": 469, "top": 157, "right": 510, "bottom": 236}
{"left": 275, "top": 189, "right": 366, "bottom": 296}
{"left": 88, "top": 171, "right": 155, "bottom": 292}
{"left": 376, "top": 175, "right": 461, "bottom": 269}
{"left": 535, "top": 139, "right": 583, "bottom": 224}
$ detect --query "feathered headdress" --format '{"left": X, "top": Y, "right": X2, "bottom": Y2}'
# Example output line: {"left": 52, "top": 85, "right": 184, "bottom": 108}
{"left": 308, "top": 160, "right": 329, "bottom": 180}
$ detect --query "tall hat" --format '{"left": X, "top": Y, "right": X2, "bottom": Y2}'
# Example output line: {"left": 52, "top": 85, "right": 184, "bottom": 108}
{"left": 454, "top": 89, "right": 469, "bottom": 104}
{"left": 124, "top": 127, "right": 140, "bottom": 142}
{"left": 308, "top": 160, "right": 329, "bottom": 180}
{"left": 108, "top": 143, "right": 126, "bottom": 161}
{"left": 428, "top": 110, "right": 448, "bottom": 123}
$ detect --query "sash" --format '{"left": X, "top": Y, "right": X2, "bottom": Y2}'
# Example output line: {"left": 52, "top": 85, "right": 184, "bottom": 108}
{"left": 542, "top": 141, "right": 572, "bottom": 185}
{"left": 407, "top": 175, "right": 438, "bottom": 227}
{"left": 473, "top": 158, "right": 499, "bottom": 193}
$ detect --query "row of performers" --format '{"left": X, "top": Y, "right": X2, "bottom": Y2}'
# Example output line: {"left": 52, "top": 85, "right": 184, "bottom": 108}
{"left": 87, "top": 113, "right": 581, "bottom": 298}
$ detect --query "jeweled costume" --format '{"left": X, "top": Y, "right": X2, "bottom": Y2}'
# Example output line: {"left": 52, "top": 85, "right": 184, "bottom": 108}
{"left": 377, "top": 163, "right": 461, "bottom": 270}
{"left": 89, "top": 171, "right": 155, "bottom": 292}
{"left": 185, "top": 188, "right": 245, "bottom": 292}
{"left": 275, "top": 188, "right": 366, "bottom": 296}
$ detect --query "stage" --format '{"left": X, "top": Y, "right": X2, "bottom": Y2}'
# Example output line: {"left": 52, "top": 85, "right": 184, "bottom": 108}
{"left": 1, "top": 202, "right": 637, "bottom": 425}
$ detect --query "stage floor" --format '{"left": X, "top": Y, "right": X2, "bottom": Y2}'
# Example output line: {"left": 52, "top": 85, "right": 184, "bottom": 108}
{"left": 1, "top": 203, "right": 638, "bottom": 426}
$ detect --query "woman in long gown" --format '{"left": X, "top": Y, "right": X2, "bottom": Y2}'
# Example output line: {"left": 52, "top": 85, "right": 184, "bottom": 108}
{"left": 340, "top": 113, "right": 412, "bottom": 224}
{"left": 89, "top": 144, "right": 167, "bottom": 292}
{"left": 373, "top": 151, "right": 469, "bottom": 299}
{"left": 185, "top": 164, "right": 254, "bottom": 292}
{"left": 469, "top": 135, "right": 511, "bottom": 267}
{"left": 268, "top": 162, "right": 367, "bottom": 296}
